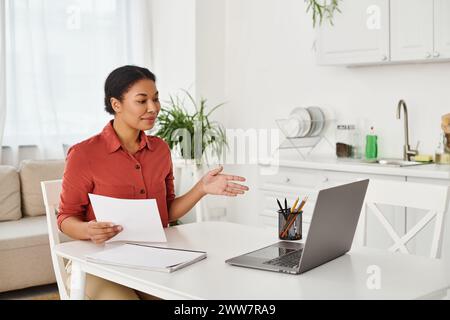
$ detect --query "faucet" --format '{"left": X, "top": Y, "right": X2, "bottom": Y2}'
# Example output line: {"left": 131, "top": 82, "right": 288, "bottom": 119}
{"left": 396, "top": 99, "right": 418, "bottom": 161}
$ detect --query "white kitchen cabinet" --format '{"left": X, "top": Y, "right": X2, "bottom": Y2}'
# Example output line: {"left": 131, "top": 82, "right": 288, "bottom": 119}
{"left": 257, "top": 165, "right": 406, "bottom": 250}
{"left": 316, "top": 0, "right": 390, "bottom": 65}
{"left": 434, "top": 0, "right": 450, "bottom": 59}
{"left": 316, "top": 0, "right": 450, "bottom": 65}
{"left": 390, "top": 0, "right": 434, "bottom": 61}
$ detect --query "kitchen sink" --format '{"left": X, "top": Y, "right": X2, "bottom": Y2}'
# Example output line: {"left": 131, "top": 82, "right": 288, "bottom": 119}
{"left": 363, "top": 158, "right": 429, "bottom": 167}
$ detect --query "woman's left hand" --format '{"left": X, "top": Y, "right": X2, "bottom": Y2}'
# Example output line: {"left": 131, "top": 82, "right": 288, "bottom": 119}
{"left": 200, "top": 165, "right": 249, "bottom": 197}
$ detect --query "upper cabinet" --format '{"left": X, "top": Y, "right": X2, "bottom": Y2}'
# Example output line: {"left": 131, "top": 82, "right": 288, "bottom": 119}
{"left": 390, "top": 0, "right": 434, "bottom": 61}
{"left": 316, "top": 0, "right": 389, "bottom": 65}
{"left": 316, "top": 0, "right": 450, "bottom": 66}
{"left": 434, "top": 0, "right": 450, "bottom": 59}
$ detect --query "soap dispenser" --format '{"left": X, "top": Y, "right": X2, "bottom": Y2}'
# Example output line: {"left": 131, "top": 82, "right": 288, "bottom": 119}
{"left": 365, "top": 126, "right": 378, "bottom": 160}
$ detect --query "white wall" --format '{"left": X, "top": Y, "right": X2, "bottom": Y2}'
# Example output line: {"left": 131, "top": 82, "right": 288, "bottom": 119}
{"left": 194, "top": 0, "right": 450, "bottom": 225}
{"left": 151, "top": 0, "right": 229, "bottom": 223}
{"left": 151, "top": 0, "right": 196, "bottom": 103}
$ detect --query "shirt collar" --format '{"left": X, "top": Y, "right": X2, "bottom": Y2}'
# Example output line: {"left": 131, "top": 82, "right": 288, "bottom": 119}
{"left": 102, "top": 120, "right": 153, "bottom": 154}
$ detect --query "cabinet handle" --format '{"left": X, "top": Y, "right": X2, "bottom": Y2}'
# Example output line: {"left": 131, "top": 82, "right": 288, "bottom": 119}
{"left": 425, "top": 52, "right": 432, "bottom": 58}
{"left": 322, "top": 177, "right": 329, "bottom": 183}
{"left": 285, "top": 177, "right": 291, "bottom": 183}
{"left": 433, "top": 52, "right": 440, "bottom": 58}
{"left": 381, "top": 54, "right": 388, "bottom": 61}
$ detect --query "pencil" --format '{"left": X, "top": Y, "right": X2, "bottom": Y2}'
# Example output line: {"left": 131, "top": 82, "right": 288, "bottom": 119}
{"left": 291, "top": 197, "right": 300, "bottom": 213}
{"left": 281, "top": 214, "right": 298, "bottom": 238}
{"left": 280, "top": 213, "right": 295, "bottom": 238}
{"left": 295, "top": 196, "right": 308, "bottom": 213}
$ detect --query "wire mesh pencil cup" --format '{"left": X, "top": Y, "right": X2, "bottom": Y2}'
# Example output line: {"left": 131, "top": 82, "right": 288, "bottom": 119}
{"left": 278, "top": 209, "right": 302, "bottom": 240}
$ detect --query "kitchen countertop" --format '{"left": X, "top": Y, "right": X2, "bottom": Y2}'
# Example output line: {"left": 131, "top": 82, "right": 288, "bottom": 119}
{"left": 259, "top": 156, "right": 450, "bottom": 180}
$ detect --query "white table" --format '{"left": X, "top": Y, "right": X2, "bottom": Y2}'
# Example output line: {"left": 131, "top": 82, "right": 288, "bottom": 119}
{"left": 54, "top": 221, "right": 450, "bottom": 300}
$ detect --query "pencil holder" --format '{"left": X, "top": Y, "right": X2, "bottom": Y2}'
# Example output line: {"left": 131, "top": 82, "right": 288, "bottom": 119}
{"left": 278, "top": 209, "right": 302, "bottom": 240}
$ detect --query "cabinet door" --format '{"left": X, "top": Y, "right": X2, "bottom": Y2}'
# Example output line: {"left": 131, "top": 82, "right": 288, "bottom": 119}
{"left": 390, "top": 0, "right": 434, "bottom": 61}
{"left": 316, "top": 0, "right": 390, "bottom": 65}
{"left": 434, "top": 0, "right": 450, "bottom": 59}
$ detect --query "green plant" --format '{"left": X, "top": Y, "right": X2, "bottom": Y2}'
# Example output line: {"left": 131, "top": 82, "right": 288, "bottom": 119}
{"left": 305, "top": 0, "right": 342, "bottom": 27}
{"left": 154, "top": 90, "right": 227, "bottom": 165}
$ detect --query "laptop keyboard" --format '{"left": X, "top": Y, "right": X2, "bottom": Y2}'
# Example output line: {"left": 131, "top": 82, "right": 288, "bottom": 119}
{"left": 263, "top": 249, "right": 303, "bottom": 268}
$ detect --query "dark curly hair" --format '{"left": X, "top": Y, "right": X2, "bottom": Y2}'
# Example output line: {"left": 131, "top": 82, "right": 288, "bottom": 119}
{"left": 104, "top": 65, "right": 156, "bottom": 115}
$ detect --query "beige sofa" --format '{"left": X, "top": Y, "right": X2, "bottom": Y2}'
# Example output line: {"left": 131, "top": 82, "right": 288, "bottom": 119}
{"left": 0, "top": 159, "right": 66, "bottom": 293}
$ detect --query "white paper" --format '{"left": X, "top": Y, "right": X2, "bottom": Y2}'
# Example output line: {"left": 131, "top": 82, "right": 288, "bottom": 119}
{"left": 88, "top": 193, "right": 167, "bottom": 243}
{"left": 85, "top": 243, "right": 206, "bottom": 271}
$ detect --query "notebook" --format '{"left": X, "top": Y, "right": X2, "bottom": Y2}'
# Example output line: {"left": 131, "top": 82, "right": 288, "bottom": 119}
{"left": 85, "top": 243, "right": 207, "bottom": 273}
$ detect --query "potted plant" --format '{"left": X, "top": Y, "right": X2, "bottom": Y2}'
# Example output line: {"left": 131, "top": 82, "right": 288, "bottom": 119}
{"left": 154, "top": 91, "right": 228, "bottom": 225}
{"left": 154, "top": 90, "right": 227, "bottom": 166}
{"left": 306, "top": 0, "right": 341, "bottom": 27}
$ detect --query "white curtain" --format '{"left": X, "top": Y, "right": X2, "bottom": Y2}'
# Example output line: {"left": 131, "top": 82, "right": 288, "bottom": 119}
{"left": 0, "top": 0, "right": 6, "bottom": 164}
{"left": 2, "top": 0, "right": 153, "bottom": 166}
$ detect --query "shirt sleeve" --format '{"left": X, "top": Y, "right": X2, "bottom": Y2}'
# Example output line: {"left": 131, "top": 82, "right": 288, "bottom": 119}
{"left": 165, "top": 149, "right": 176, "bottom": 210}
{"left": 57, "top": 145, "right": 94, "bottom": 231}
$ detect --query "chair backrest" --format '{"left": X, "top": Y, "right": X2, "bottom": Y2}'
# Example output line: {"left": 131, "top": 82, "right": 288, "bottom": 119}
{"left": 62, "top": 144, "right": 71, "bottom": 157}
{"left": 358, "top": 179, "right": 449, "bottom": 259}
{"left": 41, "top": 179, "right": 69, "bottom": 300}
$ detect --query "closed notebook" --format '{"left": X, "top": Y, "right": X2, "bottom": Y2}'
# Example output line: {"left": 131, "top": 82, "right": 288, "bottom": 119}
{"left": 85, "top": 243, "right": 207, "bottom": 273}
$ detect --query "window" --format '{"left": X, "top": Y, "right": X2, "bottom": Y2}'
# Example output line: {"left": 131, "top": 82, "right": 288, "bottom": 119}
{"left": 3, "top": 0, "right": 152, "bottom": 161}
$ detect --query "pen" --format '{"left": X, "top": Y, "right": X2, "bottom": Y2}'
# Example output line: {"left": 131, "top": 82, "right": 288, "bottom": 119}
{"left": 276, "top": 198, "right": 284, "bottom": 212}
{"left": 284, "top": 198, "right": 287, "bottom": 211}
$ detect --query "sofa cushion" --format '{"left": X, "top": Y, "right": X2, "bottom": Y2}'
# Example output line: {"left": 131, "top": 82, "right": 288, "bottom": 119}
{"left": 19, "top": 159, "right": 65, "bottom": 217}
{"left": 0, "top": 166, "right": 22, "bottom": 221}
{"left": 0, "top": 215, "right": 72, "bottom": 251}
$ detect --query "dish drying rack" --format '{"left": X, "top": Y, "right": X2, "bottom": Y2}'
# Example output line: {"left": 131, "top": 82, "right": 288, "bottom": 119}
{"left": 275, "top": 118, "right": 335, "bottom": 160}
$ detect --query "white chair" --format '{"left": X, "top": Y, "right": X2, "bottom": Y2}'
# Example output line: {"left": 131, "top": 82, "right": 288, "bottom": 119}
{"left": 41, "top": 179, "right": 70, "bottom": 300}
{"left": 62, "top": 144, "right": 71, "bottom": 157}
{"left": 358, "top": 179, "right": 449, "bottom": 259}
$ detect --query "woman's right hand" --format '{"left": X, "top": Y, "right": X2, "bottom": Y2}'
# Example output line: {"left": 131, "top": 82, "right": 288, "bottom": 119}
{"left": 86, "top": 220, "right": 123, "bottom": 244}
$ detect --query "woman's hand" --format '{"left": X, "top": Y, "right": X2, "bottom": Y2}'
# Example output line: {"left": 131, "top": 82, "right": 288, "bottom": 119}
{"left": 86, "top": 220, "right": 123, "bottom": 244}
{"left": 200, "top": 165, "right": 249, "bottom": 197}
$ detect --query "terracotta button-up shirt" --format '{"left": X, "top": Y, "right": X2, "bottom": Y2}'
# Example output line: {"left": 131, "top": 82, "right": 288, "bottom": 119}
{"left": 57, "top": 120, "right": 176, "bottom": 230}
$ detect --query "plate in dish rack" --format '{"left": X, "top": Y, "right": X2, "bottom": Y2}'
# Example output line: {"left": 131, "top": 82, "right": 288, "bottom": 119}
{"left": 306, "top": 106, "right": 325, "bottom": 137}
{"left": 289, "top": 107, "right": 312, "bottom": 137}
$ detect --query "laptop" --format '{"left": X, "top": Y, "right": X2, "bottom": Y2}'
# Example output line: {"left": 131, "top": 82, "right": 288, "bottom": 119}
{"left": 225, "top": 179, "right": 369, "bottom": 274}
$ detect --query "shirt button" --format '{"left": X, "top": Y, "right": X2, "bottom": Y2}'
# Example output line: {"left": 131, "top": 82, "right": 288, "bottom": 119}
{"left": 140, "top": 189, "right": 145, "bottom": 194}
{"left": 135, "top": 164, "right": 141, "bottom": 170}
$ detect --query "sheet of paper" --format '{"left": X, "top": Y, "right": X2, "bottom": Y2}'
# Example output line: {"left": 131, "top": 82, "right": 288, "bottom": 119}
{"left": 86, "top": 244, "right": 205, "bottom": 270}
{"left": 88, "top": 193, "right": 167, "bottom": 243}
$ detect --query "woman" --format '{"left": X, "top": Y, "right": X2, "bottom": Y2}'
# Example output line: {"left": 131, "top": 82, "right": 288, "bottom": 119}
{"left": 58, "top": 65, "right": 249, "bottom": 299}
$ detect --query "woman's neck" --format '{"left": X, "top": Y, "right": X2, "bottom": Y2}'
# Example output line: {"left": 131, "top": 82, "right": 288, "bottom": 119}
{"left": 112, "top": 118, "right": 140, "bottom": 151}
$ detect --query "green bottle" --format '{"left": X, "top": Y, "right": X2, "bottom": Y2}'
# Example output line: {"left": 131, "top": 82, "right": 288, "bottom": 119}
{"left": 365, "top": 126, "right": 378, "bottom": 160}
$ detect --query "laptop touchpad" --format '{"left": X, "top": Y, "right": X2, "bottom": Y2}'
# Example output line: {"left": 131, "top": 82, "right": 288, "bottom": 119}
{"left": 245, "top": 245, "right": 298, "bottom": 260}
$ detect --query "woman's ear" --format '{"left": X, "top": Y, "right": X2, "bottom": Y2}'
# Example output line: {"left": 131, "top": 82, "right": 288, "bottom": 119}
{"left": 110, "top": 98, "right": 122, "bottom": 113}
